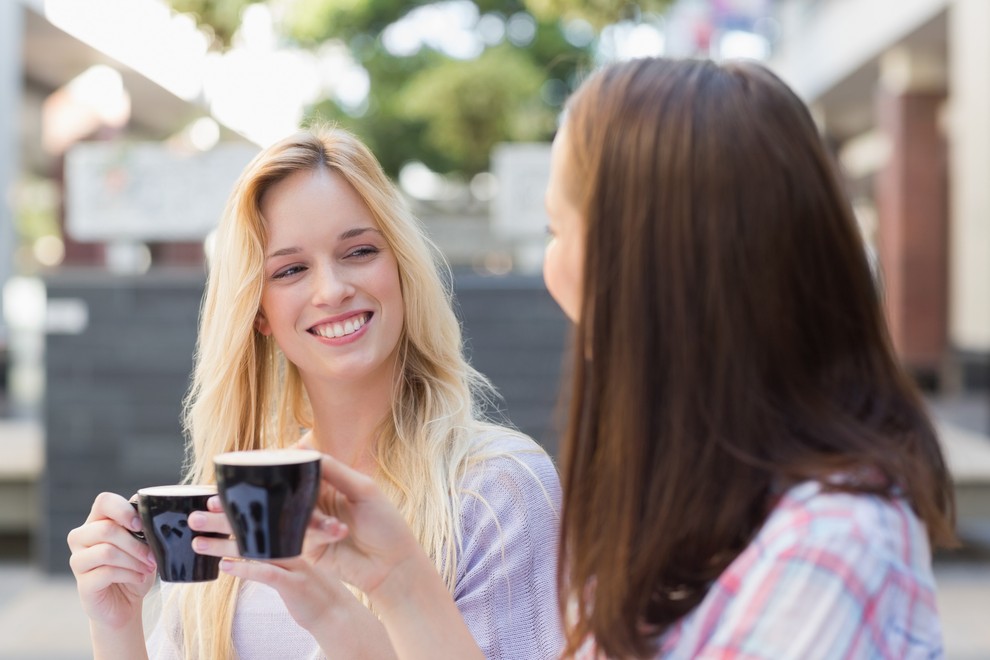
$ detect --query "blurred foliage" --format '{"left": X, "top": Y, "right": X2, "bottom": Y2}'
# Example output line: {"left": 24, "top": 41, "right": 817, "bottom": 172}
{"left": 305, "top": 47, "right": 454, "bottom": 177}
{"left": 168, "top": 0, "right": 658, "bottom": 177}
{"left": 525, "top": 0, "right": 672, "bottom": 28}
{"left": 169, "top": 0, "right": 265, "bottom": 47}
{"left": 281, "top": 0, "right": 428, "bottom": 46}
{"left": 399, "top": 46, "right": 550, "bottom": 175}
{"left": 13, "top": 177, "right": 60, "bottom": 241}
{"left": 304, "top": 24, "right": 578, "bottom": 176}
{"left": 281, "top": 0, "right": 672, "bottom": 41}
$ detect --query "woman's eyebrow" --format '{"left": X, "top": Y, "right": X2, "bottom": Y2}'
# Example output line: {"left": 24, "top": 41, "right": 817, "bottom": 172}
{"left": 266, "top": 228, "right": 383, "bottom": 260}
{"left": 266, "top": 246, "right": 302, "bottom": 260}
{"left": 339, "top": 227, "right": 383, "bottom": 240}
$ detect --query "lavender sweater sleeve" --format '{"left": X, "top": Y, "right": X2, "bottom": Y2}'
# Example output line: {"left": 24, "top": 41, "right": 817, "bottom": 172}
{"left": 454, "top": 434, "right": 565, "bottom": 660}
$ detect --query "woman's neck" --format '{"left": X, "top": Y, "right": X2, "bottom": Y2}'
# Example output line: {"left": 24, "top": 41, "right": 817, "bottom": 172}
{"left": 301, "top": 369, "right": 396, "bottom": 476}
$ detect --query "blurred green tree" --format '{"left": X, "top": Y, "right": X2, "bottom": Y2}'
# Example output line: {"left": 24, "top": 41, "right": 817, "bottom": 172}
{"left": 398, "top": 46, "right": 550, "bottom": 175}
{"left": 526, "top": 0, "right": 671, "bottom": 28}
{"left": 167, "top": 0, "right": 672, "bottom": 177}
{"left": 169, "top": 0, "right": 265, "bottom": 48}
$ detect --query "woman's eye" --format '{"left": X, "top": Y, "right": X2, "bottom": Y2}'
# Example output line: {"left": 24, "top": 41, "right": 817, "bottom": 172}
{"left": 347, "top": 246, "right": 380, "bottom": 259}
{"left": 272, "top": 265, "right": 305, "bottom": 279}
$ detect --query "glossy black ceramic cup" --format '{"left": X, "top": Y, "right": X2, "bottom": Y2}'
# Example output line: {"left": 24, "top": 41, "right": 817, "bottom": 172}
{"left": 213, "top": 449, "right": 321, "bottom": 559}
{"left": 131, "top": 485, "right": 223, "bottom": 582}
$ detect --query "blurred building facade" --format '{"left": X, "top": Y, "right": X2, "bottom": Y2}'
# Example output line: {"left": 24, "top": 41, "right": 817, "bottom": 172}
{"left": 2, "top": 0, "right": 240, "bottom": 421}
{"left": 770, "top": 0, "right": 989, "bottom": 391}
{"left": 0, "top": 0, "right": 565, "bottom": 571}
{"left": 0, "top": 0, "right": 238, "bottom": 562}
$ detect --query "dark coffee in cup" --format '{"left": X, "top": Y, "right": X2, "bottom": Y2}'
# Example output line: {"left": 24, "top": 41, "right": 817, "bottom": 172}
{"left": 213, "top": 449, "right": 321, "bottom": 559}
{"left": 132, "top": 485, "right": 223, "bottom": 583}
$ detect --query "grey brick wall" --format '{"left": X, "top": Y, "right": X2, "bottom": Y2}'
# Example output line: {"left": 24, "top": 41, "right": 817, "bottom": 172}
{"left": 40, "top": 271, "right": 569, "bottom": 573}
{"left": 41, "top": 271, "right": 203, "bottom": 574}
{"left": 454, "top": 274, "right": 570, "bottom": 458}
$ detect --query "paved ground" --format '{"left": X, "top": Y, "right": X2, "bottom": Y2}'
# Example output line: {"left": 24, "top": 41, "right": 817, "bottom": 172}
{"left": 934, "top": 554, "right": 990, "bottom": 659}
{"left": 0, "top": 557, "right": 988, "bottom": 659}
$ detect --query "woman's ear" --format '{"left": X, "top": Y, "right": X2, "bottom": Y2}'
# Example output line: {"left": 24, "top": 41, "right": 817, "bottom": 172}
{"left": 255, "top": 311, "right": 272, "bottom": 336}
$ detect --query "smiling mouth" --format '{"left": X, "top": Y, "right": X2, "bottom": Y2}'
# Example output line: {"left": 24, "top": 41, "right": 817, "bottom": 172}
{"left": 308, "top": 313, "right": 371, "bottom": 339}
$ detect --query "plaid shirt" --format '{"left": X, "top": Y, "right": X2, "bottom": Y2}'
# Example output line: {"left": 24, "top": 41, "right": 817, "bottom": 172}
{"left": 578, "top": 481, "right": 943, "bottom": 659}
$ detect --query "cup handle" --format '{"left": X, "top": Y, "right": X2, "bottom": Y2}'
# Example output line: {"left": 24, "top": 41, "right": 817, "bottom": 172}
{"left": 128, "top": 499, "right": 147, "bottom": 543}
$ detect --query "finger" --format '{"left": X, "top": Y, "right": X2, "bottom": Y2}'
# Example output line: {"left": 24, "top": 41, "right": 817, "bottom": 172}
{"left": 292, "top": 435, "right": 315, "bottom": 451}
{"left": 319, "top": 454, "right": 377, "bottom": 502}
{"left": 68, "top": 520, "right": 155, "bottom": 565}
{"left": 85, "top": 492, "right": 144, "bottom": 533}
{"left": 206, "top": 496, "right": 224, "bottom": 513}
{"left": 78, "top": 565, "right": 154, "bottom": 592}
{"left": 220, "top": 557, "right": 292, "bottom": 587}
{"left": 298, "top": 515, "right": 349, "bottom": 558}
{"left": 309, "top": 512, "right": 350, "bottom": 543}
{"left": 314, "top": 479, "right": 337, "bottom": 516}
{"left": 70, "top": 542, "right": 157, "bottom": 578}
{"left": 187, "top": 509, "right": 232, "bottom": 535}
{"left": 191, "top": 535, "right": 240, "bottom": 559}
{"left": 314, "top": 481, "right": 338, "bottom": 519}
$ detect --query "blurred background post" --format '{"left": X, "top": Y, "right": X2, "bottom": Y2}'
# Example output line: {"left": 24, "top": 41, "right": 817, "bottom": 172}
{"left": 0, "top": 0, "right": 988, "bottom": 657}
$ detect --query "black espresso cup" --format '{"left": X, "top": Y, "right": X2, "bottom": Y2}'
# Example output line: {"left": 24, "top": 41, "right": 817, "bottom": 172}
{"left": 130, "top": 485, "right": 224, "bottom": 583}
{"left": 213, "top": 449, "right": 321, "bottom": 559}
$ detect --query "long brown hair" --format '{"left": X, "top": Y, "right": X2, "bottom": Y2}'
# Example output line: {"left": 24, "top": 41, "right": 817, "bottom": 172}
{"left": 556, "top": 58, "right": 956, "bottom": 658}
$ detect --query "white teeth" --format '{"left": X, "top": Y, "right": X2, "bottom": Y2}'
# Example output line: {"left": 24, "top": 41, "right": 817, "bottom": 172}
{"left": 313, "top": 314, "right": 368, "bottom": 339}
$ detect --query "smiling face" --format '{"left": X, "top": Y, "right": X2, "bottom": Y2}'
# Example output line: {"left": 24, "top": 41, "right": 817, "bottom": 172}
{"left": 256, "top": 167, "right": 404, "bottom": 389}
{"left": 543, "top": 126, "right": 585, "bottom": 323}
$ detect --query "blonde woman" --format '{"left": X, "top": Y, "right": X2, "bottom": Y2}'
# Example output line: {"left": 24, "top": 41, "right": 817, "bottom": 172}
{"left": 67, "top": 128, "right": 563, "bottom": 659}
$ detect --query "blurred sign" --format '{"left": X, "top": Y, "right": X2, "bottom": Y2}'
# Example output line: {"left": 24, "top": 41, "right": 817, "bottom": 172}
{"left": 46, "top": 298, "right": 88, "bottom": 335}
{"left": 65, "top": 142, "right": 259, "bottom": 241}
{"left": 491, "top": 142, "right": 551, "bottom": 240}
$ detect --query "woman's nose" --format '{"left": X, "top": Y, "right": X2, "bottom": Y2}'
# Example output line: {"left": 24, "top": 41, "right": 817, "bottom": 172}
{"left": 311, "top": 264, "right": 355, "bottom": 305}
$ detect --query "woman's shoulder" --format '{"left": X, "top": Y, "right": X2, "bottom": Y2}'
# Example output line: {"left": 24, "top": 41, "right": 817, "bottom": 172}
{"left": 457, "top": 425, "right": 561, "bottom": 520}
{"left": 754, "top": 480, "right": 933, "bottom": 576}
{"left": 460, "top": 426, "right": 559, "bottom": 489}
{"left": 467, "top": 424, "right": 550, "bottom": 455}
{"left": 664, "top": 482, "right": 942, "bottom": 658}
{"left": 451, "top": 427, "right": 565, "bottom": 657}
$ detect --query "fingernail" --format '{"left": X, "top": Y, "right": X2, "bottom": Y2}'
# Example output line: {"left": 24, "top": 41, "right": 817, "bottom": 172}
{"left": 220, "top": 559, "right": 233, "bottom": 572}
{"left": 130, "top": 517, "right": 143, "bottom": 532}
{"left": 188, "top": 512, "right": 204, "bottom": 527}
{"left": 146, "top": 550, "right": 157, "bottom": 566}
{"left": 192, "top": 537, "right": 205, "bottom": 551}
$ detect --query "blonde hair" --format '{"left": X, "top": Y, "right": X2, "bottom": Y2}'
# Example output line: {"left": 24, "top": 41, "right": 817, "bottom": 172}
{"left": 175, "top": 127, "right": 511, "bottom": 658}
